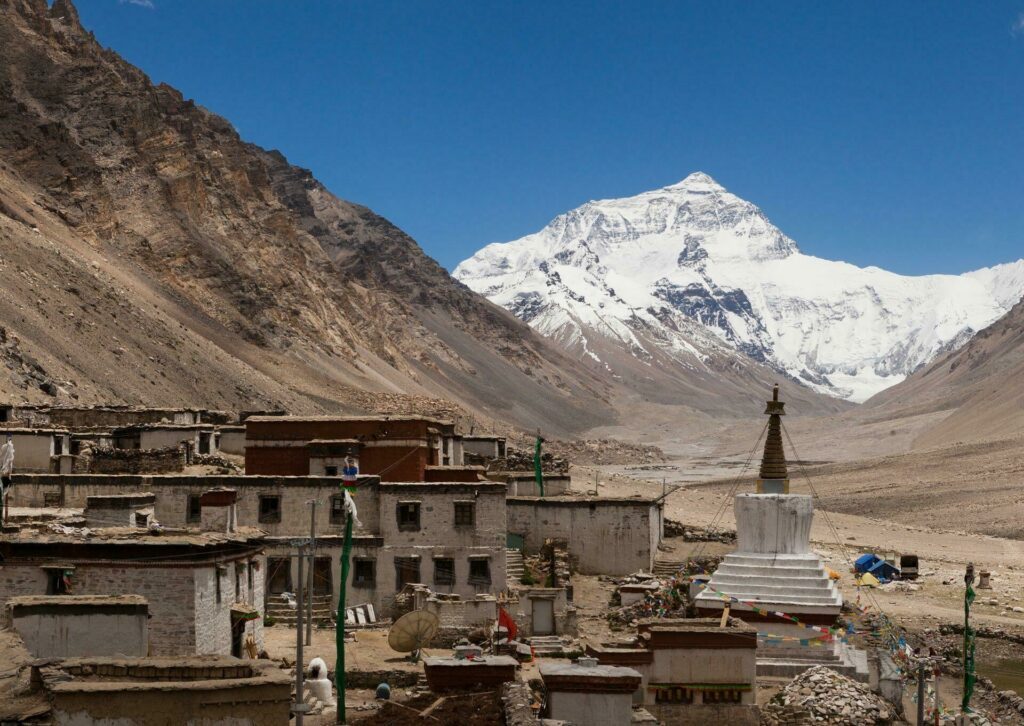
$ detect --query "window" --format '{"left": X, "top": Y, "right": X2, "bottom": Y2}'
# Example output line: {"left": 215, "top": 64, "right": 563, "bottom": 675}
{"left": 247, "top": 561, "right": 255, "bottom": 596}
{"left": 703, "top": 689, "right": 744, "bottom": 704}
{"left": 45, "top": 569, "right": 72, "bottom": 595}
{"left": 453, "top": 501, "right": 475, "bottom": 527}
{"left": 215, "top": 568, "right": 222, "bottom": 604}
{"left": 187, "top": 495, "right": 202, "bottom": 524}
{"left": 324, "top": 466, "right": 338, "bottom": 477}
{"left": 330, "top": 495, "right": 346, "bottom": 525}
{"left": 43, "top": 492, "right": 63, "bottom": 508}
{"left": 468, "top": 558, "right": 491, "bottom": 586}
{"left": 433, "top": 558, "right": 455, "bottom": 587}
{"left": 353, "top": 558, "right": 376, "bottom": 587}
{"left": 258, "top": 495, "right": 281, "bottom": 524}
{"left": 235, "top": 564, "right": 241, "bottom": 600}
{"left": 394, "top": 557, "right": 420, "bottom": 589}
{"left": 134, "top": 512, "right": 149, "bottom": 528}
{"left": 396, "top": 501, "right": 421, "bottom": 531}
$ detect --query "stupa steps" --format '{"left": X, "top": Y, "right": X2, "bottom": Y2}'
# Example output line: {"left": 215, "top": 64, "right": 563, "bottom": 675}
{"left": 715, "top": 563, "right": 830, "bottom": 576}
{"left": 700, "top": 590, "right": 841, "bottom": 605}
{"left": 720, "top": 554, "right": 832, "bottom": 565}
{"left": 709, "top": 576, "right": 834, "bottom": 589}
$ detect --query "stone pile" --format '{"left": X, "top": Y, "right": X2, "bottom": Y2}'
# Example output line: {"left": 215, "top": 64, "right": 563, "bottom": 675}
{"left": 663, "top": 518, "right": 736, "bottom": 542}
{"left": 761, "top": 666, "right": 896, "bottom": 725}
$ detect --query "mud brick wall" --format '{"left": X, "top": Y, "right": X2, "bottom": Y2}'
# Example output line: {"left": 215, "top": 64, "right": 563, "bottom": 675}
{"left": 76, "top": 446, "right": 186, "bottom": 474}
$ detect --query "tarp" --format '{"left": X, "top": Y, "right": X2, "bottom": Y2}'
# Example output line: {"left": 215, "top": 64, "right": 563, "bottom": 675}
{"left": 868, "top": 559, "right": 900, "bottom": 582}
{"left": 858, "top": 572, "right": 881, "bottom": 588}
{"left": 855, "top": 553, "right": 880, "bottom": 573}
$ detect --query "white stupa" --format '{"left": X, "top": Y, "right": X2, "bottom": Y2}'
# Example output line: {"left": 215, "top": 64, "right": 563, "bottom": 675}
{"left": 695, "top": 386, "right": 842, "bottom": 626}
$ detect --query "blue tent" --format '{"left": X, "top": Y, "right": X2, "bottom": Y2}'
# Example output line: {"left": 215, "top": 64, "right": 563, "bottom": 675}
{"left": 855, "top": 554, "right": 880, "bottom": 574}
{"left": 868, "top": 559, "right": 900, "bottom": 582}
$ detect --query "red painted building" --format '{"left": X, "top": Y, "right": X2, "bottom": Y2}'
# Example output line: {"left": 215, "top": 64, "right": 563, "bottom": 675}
{"left": 244, "top": 416, "right": 470, "bottom": 482}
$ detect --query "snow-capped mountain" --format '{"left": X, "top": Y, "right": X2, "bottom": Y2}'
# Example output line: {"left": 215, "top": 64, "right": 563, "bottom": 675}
{"left": 455, "top": 173, "right": 1024, "bottom": 402}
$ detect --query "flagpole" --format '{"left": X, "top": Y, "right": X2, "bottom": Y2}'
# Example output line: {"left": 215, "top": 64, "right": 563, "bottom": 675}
{"left": 534, "top": 431, "right": 545, "bottom": 497}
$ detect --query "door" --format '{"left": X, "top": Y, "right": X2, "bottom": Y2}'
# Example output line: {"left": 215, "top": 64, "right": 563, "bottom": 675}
{"left": 532, "top": 598, "right": 554, "bottom": 636}
{"left": 230, "top": 618, "right": 244, "bottom": 658}
{"left": 312, "top": 557, "right": 332, "bottom": 596}
{"left": 267, "top": 558, "right": 292, "bottom": 594}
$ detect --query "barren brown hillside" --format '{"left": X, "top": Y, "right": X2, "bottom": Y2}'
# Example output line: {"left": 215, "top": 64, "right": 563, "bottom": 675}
{"left": 0, "top": 0, "right": 620, "bottom": 433}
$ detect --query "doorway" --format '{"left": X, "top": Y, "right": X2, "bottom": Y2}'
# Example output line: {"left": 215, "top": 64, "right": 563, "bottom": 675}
{"left": 531, "top": 598, "right": 554, "bottom": 636}
{"left": 311, "top": 557, "right": 332, "bottom": 597}
{"left": 266, "top": 557, "right": 292, "bottom": 594}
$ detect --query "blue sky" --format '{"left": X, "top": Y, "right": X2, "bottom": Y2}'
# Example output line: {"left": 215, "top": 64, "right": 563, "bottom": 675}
{"left": 75, "top": 1, "right": 1024, "bottom": 274}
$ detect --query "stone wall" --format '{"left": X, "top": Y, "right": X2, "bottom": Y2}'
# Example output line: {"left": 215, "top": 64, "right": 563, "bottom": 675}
{"left": 77, "top": 446, "right": 186, "bottom": 474}
{"left": 0, "top": 555, "right": 265, "bottom": 657}
{"left": 8, "top": 598, "right": 149, "bottom": 658}
{"left": 507, "top": 498, "right": 662, "bottom": 575}
{"left": 42, "top": 660, "right": 290, "bottom": 726}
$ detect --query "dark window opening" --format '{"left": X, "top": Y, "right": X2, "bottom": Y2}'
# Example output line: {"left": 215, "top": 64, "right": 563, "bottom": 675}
{"left": 324, "top": 466, "right": 338, "bottom": 477}
{"left": 433, "top": 558, "right": 455, "bottom": 586}
{"left": 396, "top": 501, "right": 421, "bottom": 531}
{"left": 247, "top": 561, "right": 255, "bottom": 595}
{"left": 653, "top": 686, "right": 695, "bottom": 705}
{"left": 187, "top": 495, "right": 202, "bottom": 523}
{"left": 353, "top": 559, "right": 376, "bottom": 587}
{"left": 134, "top": 512, "right": 149, "bottom": 528}
{"left": 45, "top": 570, "right": 71, "bottom": 595}
{"left": 330, "top": 495, "right": 346, "bottom": 525}
{"left": 394, "top": 557, "right": 420, "bottom": 589}
{"left": 235, "top": 564, "right": 241, "bottom": 600}
{"left": 468, "top": 558, "right": 491, "bottom": 586}
{"left": 215, "top": 568, "right": 223, "bottom": 604}
{"left": 258, "top": 495, "right": 281, "bottom": 524}
{"left": 53, "top": 437, "right": 64, "bottom": 456}
{"left": 703, "top": 689, "right": 744, "bottom": 704}
{"left": 454, "top": 501, "right": 475, "bottom": 527}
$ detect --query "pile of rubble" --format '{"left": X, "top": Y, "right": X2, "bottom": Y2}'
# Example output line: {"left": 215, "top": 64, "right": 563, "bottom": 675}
{"left": 663, "top": 518, "right": 736, "bottom": 543}
{"left": 761, "top": 666, "right": 897, "bottom": 725}
{"left": 543, "top": 438, "right": 666, "bottom": 466}
{"left": 489, "top": 448, "right": 569, "bottom": 474}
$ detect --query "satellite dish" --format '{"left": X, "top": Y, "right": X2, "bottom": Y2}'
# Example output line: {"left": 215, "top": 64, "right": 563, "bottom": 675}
{"left": 388, "top": 610, "right": 440, "bottom": 658}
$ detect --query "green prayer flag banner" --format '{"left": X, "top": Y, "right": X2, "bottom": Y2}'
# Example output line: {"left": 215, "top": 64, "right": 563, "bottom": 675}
{"left": 534, "top": 435, "right": 545, "bottom": 497}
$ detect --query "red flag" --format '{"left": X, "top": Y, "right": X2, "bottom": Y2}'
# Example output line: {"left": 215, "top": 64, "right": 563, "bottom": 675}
{"left": 498, "top": 607, "right": 518, "bottom": 641}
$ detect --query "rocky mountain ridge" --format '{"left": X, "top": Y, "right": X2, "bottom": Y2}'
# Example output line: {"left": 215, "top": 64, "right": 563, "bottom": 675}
{"left": 456, "top": 172, "right": 1024, "bottom": 402}
{"left": 0, "top": 0, "right": 618, "bottom": 434}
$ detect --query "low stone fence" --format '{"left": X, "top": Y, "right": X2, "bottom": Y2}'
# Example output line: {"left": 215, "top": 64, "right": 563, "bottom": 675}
{"left": 72, "top": 445, "right": 187, "bottom": 474}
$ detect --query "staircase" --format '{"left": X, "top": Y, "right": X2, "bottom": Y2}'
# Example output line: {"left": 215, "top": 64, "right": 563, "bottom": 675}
{"left": 266, "top": 594, "right": 334, "bottom": 626}
{"left": 653, "top": 555, "right": 685, "bottom": 578}
{"left": 526, "top": 635, "right": 566, "bottom": 657}
{"left": 757, "top": 641, "right": 870, "bottom": 682}
{"left": 506, "top": 548, "right": 524, "bottom": 585}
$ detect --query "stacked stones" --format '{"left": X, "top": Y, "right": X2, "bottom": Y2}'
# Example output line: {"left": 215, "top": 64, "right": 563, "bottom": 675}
{"left": 761, "top": 666, "right": 896, "bottom": 725}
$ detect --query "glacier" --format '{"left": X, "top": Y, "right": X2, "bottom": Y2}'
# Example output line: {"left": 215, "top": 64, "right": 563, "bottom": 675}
{"left": 454, "top": 172, "right": 1024, "bottom": 402}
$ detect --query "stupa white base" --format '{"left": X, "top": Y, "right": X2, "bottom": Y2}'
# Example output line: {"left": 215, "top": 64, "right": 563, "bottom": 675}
{"left": 695, "top": 493, "right": 842, "bottom": 623}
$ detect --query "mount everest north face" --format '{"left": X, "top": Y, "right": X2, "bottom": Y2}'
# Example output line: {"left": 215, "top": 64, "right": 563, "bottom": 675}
{"left": 455, "top": 173, "right": 1024, "bottom": 402}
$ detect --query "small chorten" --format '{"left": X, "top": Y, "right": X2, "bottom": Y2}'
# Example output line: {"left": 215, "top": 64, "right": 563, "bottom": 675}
{"left": 758, "top": 384, "right": 789, "bottom": 494}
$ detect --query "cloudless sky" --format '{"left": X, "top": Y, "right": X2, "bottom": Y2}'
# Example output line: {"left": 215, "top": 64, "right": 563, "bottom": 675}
{"left": 73, "top": 1, "right": 1024, "bottom": 274}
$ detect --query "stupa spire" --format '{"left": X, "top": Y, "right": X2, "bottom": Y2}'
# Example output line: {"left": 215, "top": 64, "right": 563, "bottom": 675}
{"left": 757, "top": 384, "right": 789, "bottom": 493}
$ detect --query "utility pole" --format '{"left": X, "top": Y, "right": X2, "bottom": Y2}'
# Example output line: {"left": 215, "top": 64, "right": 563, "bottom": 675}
{"left": 295, "top": 545, "right": 306, "bottom": 726}
{"left": 306, "top": 500, "right": 317, "bottom": 646}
